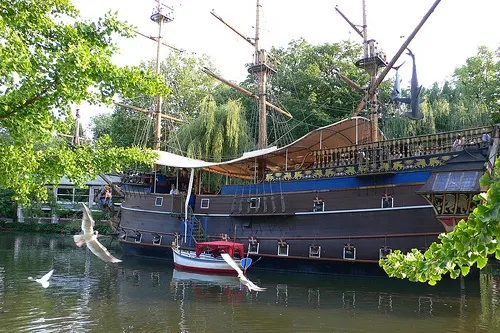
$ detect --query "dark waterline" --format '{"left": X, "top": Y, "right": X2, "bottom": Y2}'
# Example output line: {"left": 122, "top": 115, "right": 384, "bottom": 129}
{"left": 0, "top": 233, "right": 499, "bottom": 333}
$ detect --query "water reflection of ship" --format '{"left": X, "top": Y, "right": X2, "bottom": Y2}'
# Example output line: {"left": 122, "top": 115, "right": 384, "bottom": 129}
{"left": 170, "top": 268, "right": 476, "bottom": 316}
{"left": 116, "top": 263, "right": 488, "bottom": 318}
{"left": 171, "top": 268, "right": 241, "bottom": 288}
{"left": 105, "top": 264, "right": 500, "bottom": 333}
{"left": 171, "top": 268, "right": 245, "bottom": 332}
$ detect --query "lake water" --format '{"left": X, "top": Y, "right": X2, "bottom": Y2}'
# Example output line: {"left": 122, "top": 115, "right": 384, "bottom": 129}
{"left": 1, "top": 233, "right": 500, "bottom": 333}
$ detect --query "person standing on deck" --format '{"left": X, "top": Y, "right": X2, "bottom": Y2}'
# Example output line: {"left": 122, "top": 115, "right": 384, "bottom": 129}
{"left": 452, "top": 135, "right": 463, "bottom": 151}
{"left": 482, "top": 129, "right": 492, "bottom": 146}
{"left": 170, "top": 184, "right": 180, "bottom": 195}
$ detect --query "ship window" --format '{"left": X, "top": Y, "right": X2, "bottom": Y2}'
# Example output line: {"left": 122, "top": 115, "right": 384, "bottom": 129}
{"left": 379, "top": 246, "right": 392, "bottom": 259}
{"left": 248, "top": 242, "right": 259, "bottom": 254}
{"left": 343, "top": 244, "right": 356, "bottom": 260}
{"left": 152, "top": 233, "right": 162, "bottom": 245}
{"left": 155, "top": 197, "right": 163, "bottom": 207}
{"left": 313, "top": 196, "right": 324, "bottom": 212}
{"left": 381, "top": 197, "right": 394, "bottom": 208}
{"left": 278, "top": 244, "right": 289, "bottom": 256}
{"left": 432, "top": 171, "right": 480, "bottom": 192}
{"left": 134, "top": 230, "right": 142, "bottom": 243}
{"left": 249, "top": 197, "right": 260, "bottom": 209}
{"left": 309, "top": 245, "right": 321, "bottom": 258}
{"left": 200, "top": 198, "right": 210, "bottom": 209}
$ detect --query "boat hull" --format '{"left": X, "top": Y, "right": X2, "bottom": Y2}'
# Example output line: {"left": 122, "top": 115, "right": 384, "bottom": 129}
{"left": 118, "top": 200, "right": 442, "bottom": 275}
{"left": 172, "top": 248, "right": 240, "bottom": 274}
{"left": 118, "top": 147, "right": 491, "bottom": 275}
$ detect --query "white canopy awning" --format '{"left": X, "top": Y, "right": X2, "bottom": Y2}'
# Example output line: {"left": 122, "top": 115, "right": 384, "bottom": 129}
{"left": 154, "top": 116, "right": 382, "bottom": 179}
{"left": 155, "top": 146, "right": 278, "bottom": 169}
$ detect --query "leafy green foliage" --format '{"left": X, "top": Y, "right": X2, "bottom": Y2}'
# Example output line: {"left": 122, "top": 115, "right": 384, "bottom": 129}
{"left": 380, "top": 159, "right": 500, "bottom": 285}
{"left": 0, "top": 0, "right": 165, "bottom": 203}
{"left": 0, "top": 220, "right": 112, "bottom": 235}
{"left": 91, "top": 52, "right": 217, "bottom": 150}
{"left": 0, "top": 189, "right": 16, "bottom": 219}
{"left": 172, "top": 96, "right": 252, "bottom": 161}
{"left": 264, "top": 39, "right": 392, "bottom": 141}
{"left": 381, "top": 45, "right": 497, "bottom": 138}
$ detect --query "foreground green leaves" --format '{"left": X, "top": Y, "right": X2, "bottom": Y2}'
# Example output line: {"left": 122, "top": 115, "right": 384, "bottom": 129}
{"left": 0, "top": 0, "right": 166, "bottom": 203}
{"left": 0, "top": 135, "right": 157, "bottom": 204}
{"left": 380, "top": 160, "right": 500, "bottom": 285}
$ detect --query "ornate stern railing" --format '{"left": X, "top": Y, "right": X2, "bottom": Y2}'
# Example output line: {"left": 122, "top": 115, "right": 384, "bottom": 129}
{"left": 264, "top": 126, "right": 493, "bottom": 183}
{"left": 312, "top": 126, "right": 492, "bottom": 175}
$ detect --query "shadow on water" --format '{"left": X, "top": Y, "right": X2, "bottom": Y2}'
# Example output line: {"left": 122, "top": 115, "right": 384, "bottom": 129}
{"left": 1, "top": 233, "right": 500, "bottom": 333}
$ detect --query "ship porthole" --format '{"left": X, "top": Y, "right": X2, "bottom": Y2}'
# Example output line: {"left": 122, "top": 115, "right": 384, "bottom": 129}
{"left": 200, "top": 198, "right": 210, "bottom": 209}
{"left": 379, "top": 246, "right": 392, "bottom": 259}
{"left": 152, "top": 233, "right": 162, "bottom": 245}
{"left": 248, "top": 242, "right": 259, "bottom": 254}
{"left": 309, "top": 245, "right": 321, "bottom": 258}
{"left": 343, "top": 243, "right": 356, "bottom": 260}
{"left": 277, "top": 239, "right": 289, "bottom": 256}
{"left": 155, "top": 197, "right": 163, "bottom": 207}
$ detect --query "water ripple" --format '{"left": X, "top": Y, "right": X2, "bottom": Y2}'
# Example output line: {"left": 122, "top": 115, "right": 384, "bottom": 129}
{"left": 0, "top": 234, "right": 499, "bottom": 332}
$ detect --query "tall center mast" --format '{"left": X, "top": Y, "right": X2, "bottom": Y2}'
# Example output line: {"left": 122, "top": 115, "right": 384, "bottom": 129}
{"left": 207, "top": 0, "right": 288, "bottom": 153}
{"left": 151, "top": 1, "right": 174, "bottom": 151}
{"left": 357, "top": 0, "right": 386, "bottom": 143}
{"left": 337, "top": 0, "right": 442, "bottom": 144}
{"left": 248, "top": 0, "right": 276, "bottom": 150}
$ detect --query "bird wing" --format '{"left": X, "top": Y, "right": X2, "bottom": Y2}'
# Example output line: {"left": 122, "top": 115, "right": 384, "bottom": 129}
{"left": 246, "top": 279, "right": 266, "bottom": 292}
{"left": 221, "top": 253, "right": 243, "bottom": 276}
{"left": 39, "top": 269, "right": 54, "bottom": 283}
{"left": 240, "top": 274, "right": 266, "bottom": 292}
{"left": 81, "top": 203, "right": 94, "bottom": 234}
{"left": 86, "top": 238, "right": 122, "bottom": 263}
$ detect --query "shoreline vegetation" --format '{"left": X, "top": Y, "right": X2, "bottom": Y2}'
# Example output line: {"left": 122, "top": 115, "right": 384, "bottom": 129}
{"left": 0, "top": 219, "right": 114, "bottom": 235}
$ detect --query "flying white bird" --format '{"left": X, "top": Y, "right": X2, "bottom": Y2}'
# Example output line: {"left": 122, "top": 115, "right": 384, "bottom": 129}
{"left": 28, "top": 269, "right": 54, "bottom": 288}
{"left": 221, "top": 253, "right": 265, "bottom": 292}
{"left": 73, "top": 203, "right": 122, "bottom": 263}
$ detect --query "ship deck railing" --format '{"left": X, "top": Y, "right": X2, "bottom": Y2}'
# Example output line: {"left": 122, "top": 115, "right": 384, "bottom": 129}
{"left": 312, "top": 126, "right": 492, "bottom": 171}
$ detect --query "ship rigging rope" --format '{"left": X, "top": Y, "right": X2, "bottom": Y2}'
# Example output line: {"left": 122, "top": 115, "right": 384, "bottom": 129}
{"left": 265, "top": 80, "right": 295, "bottom": 146}
{"left": 271, "top": 60, "right": 363, "bottom": 133}
{"left": 133, "top": 109, "right": 153, "bottom": 148}
{"left": 163, "top": 111, "right": 181, "bottom": 152}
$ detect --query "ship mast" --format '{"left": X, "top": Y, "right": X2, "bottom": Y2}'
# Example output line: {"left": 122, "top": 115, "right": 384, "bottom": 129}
{"left": 254, "top": 0, "right": 266, "bottom": 149}
{"left": 207, "top": 0, "right": 280, "bottom": 180}
{"left": 358, "top": 0, "right": 385, "bottom": 143}
{"left": 337, "top": 0, "right": 442, "bottom": 143}
{"left": 73, "top": 108, "right": 80, "bottom": 146}
{"left": 150, "top": 1, "right": 174, "bottom": 151}
{"left": 247, "top": 0, "right": 276, "bottom": 150}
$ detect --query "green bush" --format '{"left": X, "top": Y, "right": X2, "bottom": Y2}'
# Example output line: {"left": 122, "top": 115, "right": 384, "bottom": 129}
{"left": 0, "top": 221, "right": 113, "bottom": 235}
{"left": 0, "top": 189, "right": 16, "bottom": 219}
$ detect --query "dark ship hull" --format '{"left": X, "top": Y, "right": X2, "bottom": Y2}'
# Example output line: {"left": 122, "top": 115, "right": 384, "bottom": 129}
{"left": 118, "top": 124, "right": 497, "bottom": 275}
{"left": 119, "top": 198, "right": 440, "bottom": 276}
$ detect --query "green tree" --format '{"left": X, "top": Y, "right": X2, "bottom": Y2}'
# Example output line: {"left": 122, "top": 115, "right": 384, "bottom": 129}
{"left": 0, "top": 189, "right": 16, "bottom": 219}
{"left": 380, "top": 161, "right": 500, "bottom": 285}
{"left": 0, "top": 0, "right": 166, "bottom": 203}
{"left": 171, "top": 96, "right": 252, "bottom": 161}
{"left": 261, "top": 39, "right": 393, "bottom": 144}
{"left": 268, "top": 39, "right": 366, "bottom": 137}
{"left": 91, "top": 52, "right": 218, "bottom": 150}
{"left": 454, "top": 46, "right": 499, "bottom": 113}
{"left": 90, "top": 113, "right": 112, "bottom": 141}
